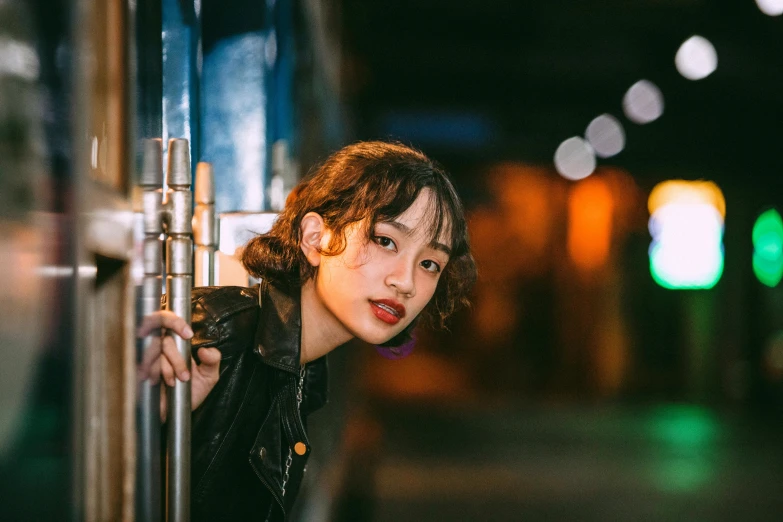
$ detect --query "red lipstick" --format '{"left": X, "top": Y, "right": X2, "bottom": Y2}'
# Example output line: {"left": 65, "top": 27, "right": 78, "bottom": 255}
{"left": 370, "top": 299, "right": 406, "bottom": 325}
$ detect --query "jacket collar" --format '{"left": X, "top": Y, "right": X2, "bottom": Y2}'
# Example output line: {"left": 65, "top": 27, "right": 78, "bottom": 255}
{"left": 253, "top": 278, "right": 330, "bottom": 414}
{"left": 254, "top": 279, "right": 303, "bottom": 374}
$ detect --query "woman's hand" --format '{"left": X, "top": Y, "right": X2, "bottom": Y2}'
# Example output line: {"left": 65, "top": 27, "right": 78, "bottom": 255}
{"left": 137, "top": 310, "right": 222, "bottom": 420}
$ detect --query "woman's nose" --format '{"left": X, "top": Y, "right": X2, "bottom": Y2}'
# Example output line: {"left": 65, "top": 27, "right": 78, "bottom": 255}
{"left": 386, "top": 261, "right": 416, "bottom": 297}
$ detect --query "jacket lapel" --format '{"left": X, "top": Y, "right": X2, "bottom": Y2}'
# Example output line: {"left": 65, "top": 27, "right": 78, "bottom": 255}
{"left": 253, "top": 280, "right": 329, "bottom": 413}
{"left": 254, "top": 280, "right": 302, "bottom": 374}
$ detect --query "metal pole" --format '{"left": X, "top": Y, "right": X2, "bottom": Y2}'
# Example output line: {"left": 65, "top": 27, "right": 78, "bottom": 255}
{"left": 163, "top": 138, "right": 193, "bottom": 522}
{"left": 138, "top": 138, "right": 164, "bottom": 522}
{"left": 193, "top": 162, "right": 216, "bottom": 287}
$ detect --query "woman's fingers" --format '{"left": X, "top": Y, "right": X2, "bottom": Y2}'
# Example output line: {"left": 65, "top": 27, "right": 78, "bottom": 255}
{"left": 137, "top": 336, "right": 162, "bottom": 381}
{"left": 137, "top": 310, "right": 193, "bottom": 340}
{"left": 195, "top": 348, "right": 221, "bottom": 384}
{"left": 137, "top": 313, "right": 194, "bottom": 385}
{"left": 161, "top": 355, "right": 175, "bottom": 387}
{"left": 197, "top": 347, "right": 221, "bottom": 369}
{"left": 190, "top": 348, "right": 222, "bottom": 411}
{"left": 149, "top": 357, "right": 161, "bottom": 385}
{"left": 162, "top": 335, "right": 190, "bottom": 382}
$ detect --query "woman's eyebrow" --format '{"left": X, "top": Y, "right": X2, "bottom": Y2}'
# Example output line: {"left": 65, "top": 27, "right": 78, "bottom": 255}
{"left": 431, "top": 242, "right": 452, "bottom": 257}
{"left": 382, "top": 221, "right": 452, "bottom": 256}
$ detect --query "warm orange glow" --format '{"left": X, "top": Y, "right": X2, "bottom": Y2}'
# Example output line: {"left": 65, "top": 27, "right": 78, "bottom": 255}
{"left": 488, "top": 164, "right": 554, "bottom": 267}
{"left": 648, "top": 180, "right": 725, "bottom": 219}
{"left": 567, "top": 177, "right": 614, "bottom": 272}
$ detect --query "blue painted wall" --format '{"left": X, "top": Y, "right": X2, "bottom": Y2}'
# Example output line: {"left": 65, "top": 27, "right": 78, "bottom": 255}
{"left": 161, "top": 0, "right": 307, "bottom": 212}
{"left": 200, "top": 0, "right": 297, "bottom": 213}
{"left": 162, "top": 0, "right": 200, "bottom": 177}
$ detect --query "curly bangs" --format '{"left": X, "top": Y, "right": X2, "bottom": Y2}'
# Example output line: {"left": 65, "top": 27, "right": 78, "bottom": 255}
{"left": 241, "top": 141, "right": 476, "bottom": 327}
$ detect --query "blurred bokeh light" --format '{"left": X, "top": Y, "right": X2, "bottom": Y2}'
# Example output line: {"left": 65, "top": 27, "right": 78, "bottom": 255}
{"left": 648, "top": 180, "right": 726, "bottom": 218}
{"left": 755, "top": 0, "right": 783, "bottom": 16}
{"left": 567, "top": 177, "right": 614, "bottom": 273}
{"left": 585, "top": 114, "right": 625, "bottom": 158}
{"left": 622, "top": 80, "right": 664, "bottom": 124}
{"left": 675, "top": 36, "right": 718, "bottom": 81}
{"left": 554, "top": 136, "right": 596, "bottom": 180}
{"left": 0, "top": 37, "right": 39, "bottom": 81}
{"left": 648, "top": 181, "right": 725, "bottom": 289}
{"left": 752, "top": 209, "right": 783, "bottom": 287}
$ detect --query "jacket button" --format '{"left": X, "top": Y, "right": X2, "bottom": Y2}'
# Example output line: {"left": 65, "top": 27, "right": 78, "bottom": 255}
{"left": 258, "top": 447, "right": 266, "bottom": 459}
{"left": 294, "top": 442, "right": 306, "bottom": 456}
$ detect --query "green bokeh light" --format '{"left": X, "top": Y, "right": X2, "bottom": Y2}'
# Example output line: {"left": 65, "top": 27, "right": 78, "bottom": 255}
{"left": 649, "top": 245, "right": 724, "bottom": 290}
{"left": 753, "top": 209, "right": 783, "bottom": 288}
{"left": 647, "top": 404, "right": 719, "bottom": 448}
{"left": 646, "top": 404, "right": 720, "bottom": 493}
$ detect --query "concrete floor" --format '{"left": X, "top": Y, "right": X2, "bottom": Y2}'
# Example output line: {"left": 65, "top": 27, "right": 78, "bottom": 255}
{"left": 344, "top": 401, "right": 783, "bottom": 522}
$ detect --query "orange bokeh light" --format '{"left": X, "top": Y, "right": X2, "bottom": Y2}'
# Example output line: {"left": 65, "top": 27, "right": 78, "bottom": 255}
{"left": 567, "top": 177, "right": 614, "bottom": 272}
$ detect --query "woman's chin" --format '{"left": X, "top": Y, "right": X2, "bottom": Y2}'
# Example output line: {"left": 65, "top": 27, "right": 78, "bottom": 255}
{"left": 349, "top": 318, "right": 409, "bottom": 345}
{"left": 354, "top": 329, "right": 397, "bottom": 346}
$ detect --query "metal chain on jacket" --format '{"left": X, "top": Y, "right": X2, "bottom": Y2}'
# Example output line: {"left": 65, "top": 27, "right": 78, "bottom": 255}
{"left": 281, "top": 364, "right": 306, "bottom": 498}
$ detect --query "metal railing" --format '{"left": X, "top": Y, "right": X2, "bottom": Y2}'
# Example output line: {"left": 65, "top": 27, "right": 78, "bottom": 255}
{"left": 139, "top": 138, "right": 194, "bottom": 522}
{"left": 194, "top": 162, "right": 217, "bottom": 288}
{"left": 137, "top": 140, "right": 278, "bottom": 520}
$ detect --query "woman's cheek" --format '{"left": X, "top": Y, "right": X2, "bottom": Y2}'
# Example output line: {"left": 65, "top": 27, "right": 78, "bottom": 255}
{"left": 419, "top": 275, "right": 439, "bottom": 304}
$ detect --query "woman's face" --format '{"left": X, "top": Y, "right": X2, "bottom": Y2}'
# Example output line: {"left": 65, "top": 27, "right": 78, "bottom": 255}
{"left": 314, "top": 189, "right": 451, "bottom": 345}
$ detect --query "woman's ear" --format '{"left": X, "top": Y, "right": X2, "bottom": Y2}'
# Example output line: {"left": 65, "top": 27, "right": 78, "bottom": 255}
{"left": 300, "top": 212, "right": 325, "bottom": 267}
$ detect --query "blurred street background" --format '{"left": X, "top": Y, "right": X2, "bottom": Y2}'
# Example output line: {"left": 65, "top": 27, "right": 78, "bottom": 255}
{"left": 323, "top": 1, "right": 783, "bottom": 520}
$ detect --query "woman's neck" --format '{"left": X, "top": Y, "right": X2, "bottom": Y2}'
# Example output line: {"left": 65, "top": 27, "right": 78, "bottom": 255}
{"left": 299, "top": 279, "right": 354, "bottom": 364}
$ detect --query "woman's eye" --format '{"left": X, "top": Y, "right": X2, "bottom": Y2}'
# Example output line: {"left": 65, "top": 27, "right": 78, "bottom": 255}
{"left": 421, "top": 260, "right": 441, "bottom": 273}
{"left": 373, "top": 236, "right": 396, "bottom": 250}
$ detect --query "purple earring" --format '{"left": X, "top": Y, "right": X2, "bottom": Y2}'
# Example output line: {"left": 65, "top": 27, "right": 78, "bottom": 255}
{"left": 375, "top": 335, "right": 416, "bottom": 360}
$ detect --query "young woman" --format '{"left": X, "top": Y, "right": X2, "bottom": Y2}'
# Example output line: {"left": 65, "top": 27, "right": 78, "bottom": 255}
{"left": 138, "top": 141, "right": 476, "bottom": 521}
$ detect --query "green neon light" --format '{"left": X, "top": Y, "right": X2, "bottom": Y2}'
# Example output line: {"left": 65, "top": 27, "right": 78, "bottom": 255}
{"left": 753, "top": 209, "right": 783, "bottom": 288}
{"left": 753, "top": 255, "right": 783, "bottom": 287}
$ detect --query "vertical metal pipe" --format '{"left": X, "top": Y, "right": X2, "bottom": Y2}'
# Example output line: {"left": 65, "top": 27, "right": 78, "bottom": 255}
{"left": 193, "top": 162, "right": 216, "bottom": 287}
{"left": 138, "top": 139, "right": 164, "bottom": 522}
{"left": 164, "top": 138, "right": 193, "bottom": 522}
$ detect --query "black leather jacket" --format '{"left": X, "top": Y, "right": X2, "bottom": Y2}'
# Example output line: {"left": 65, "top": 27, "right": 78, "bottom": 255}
{"left": 186, "top": 280, "right": 328, "bottom": 522}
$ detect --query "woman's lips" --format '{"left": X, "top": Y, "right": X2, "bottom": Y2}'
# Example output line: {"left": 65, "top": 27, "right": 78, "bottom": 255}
{"left": 370, "top": 299, "right": 406, "bottom": 325}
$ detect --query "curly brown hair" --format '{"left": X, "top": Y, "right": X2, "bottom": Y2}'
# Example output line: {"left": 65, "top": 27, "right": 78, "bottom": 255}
{"left": 241, "top": 141, "right": 476, "bottom": 333}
